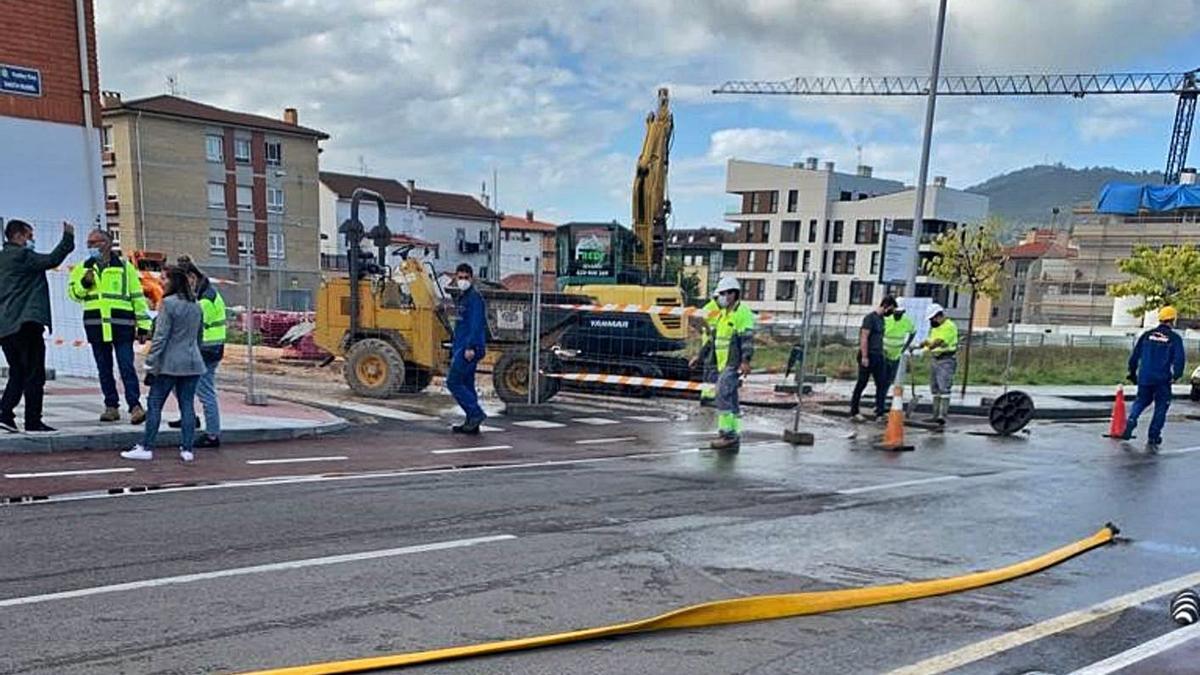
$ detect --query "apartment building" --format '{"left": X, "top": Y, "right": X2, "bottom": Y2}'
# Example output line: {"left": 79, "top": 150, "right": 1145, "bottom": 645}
{"left": 101, "top": 94, "right": 328, "bottom": 310}
{"left": 500, "top": 210, "right": 556, "bottom": 279}
{"left": 989, "top": 229, "right": 1076, "bottom": 327}
{"left": 1036, "top": 204, "right": 1200, "bottom": 327}
{"left": 666, "top": 228, "right": 729, "bottom": 298}
{"left": 724, "top": 158, "right": 989, "bottom": 328}
{"left": 319, "top": 172, "right": 499, "bottom": 281}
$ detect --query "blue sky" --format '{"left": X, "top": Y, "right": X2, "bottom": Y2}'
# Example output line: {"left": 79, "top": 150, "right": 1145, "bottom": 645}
{"left": 95, "top": 0, "right": 1200, "bottom": 229}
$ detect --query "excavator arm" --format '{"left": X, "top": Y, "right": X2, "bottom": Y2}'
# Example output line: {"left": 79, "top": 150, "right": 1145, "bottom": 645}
{"left": 632, "top": 87, "right": 673, "bottom": 280}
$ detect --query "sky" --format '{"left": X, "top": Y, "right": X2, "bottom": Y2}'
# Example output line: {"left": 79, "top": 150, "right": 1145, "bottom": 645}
{"left": 94, "top": 0, "right": 1200, "bottom": 229}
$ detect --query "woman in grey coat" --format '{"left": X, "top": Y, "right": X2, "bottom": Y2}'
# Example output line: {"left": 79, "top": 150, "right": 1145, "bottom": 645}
{"left": 120, "top": 266, "right": 206, "bottom": 462}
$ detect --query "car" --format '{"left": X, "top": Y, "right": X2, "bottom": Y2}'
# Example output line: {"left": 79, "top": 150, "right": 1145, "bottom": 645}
{"left": 1191, "top": 365, "right": 1200, "bottom": 402}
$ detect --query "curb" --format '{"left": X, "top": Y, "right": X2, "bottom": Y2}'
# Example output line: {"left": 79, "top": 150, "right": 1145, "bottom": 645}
{"left": 0, "top": 419, "right": 349, "bottom": 455}
{"left": 818, "top": 401, "right": 1109, "bottom": 421}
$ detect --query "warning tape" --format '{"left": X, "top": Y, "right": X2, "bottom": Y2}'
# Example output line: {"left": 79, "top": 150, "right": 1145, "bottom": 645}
{"left": 549, "top": 303, "right": 776, "bottom": 323}
{"left": 242, "top": 524, "right": 1118, "bottom": 675}
{"left": 542, "top": 372, "right": 712, "bottom": 392}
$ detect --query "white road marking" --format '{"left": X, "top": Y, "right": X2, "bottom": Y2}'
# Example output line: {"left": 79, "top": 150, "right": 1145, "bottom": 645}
{"left": 887, "top": 568, "right": 1200, "bottom": 675}
{"left": 626, "top": 415, "right": 671, "bottom": 423}
{"left": 511, "top": 420, "right": 566, "bottom": 429}
{"left": 0, "top": 535, "right": 516, "bottom": 608}
{"left": 1069, "top": 620, "right": 1200, "bottom": 674}
{"left": 8, "top": 441, "right": 792, "bottom": 506}
{"left": 1159, "top": 445, "right": 1200, "bottom": 456}
{"left": 575, "top": 436, "right": 638, "bottom": 445}
{"left": 327, "top": 400, "right": 437, "bottom": 421}
{"left": 4, "top": 468, "right": 135, "bottom": 479}
{"left": 836, "top": 475, "right": 960, "bottom": 495}
{"left": 245, "top": 456, "right": 348, "bottom": 466}
{"left": 430, "top": 444, "right": 513, "bottom": 455}
{"left": 479, "top": 425, "right": 505, "bottom": 433}
{"left": 572, "top": 417, "right": 620, "bottom": 426}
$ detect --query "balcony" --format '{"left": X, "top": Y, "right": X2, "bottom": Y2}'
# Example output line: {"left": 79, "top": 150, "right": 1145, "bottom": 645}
{"left": 101, "top": 150, "right": 116, "bottom": 167}
{"left": 105, "top": 200, "right": 119, "bottom": 216}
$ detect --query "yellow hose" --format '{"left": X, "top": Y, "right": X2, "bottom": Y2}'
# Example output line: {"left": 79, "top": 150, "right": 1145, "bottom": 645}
{"left": 243, "top": 523, "right": 1118, "bottom": 675}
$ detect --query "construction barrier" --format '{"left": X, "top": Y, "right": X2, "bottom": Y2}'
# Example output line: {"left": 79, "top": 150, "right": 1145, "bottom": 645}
{"left": 549, "top": 302, "right": 775, "bottom": 323}
{"left": 242, "top": 524, "right": 1119, "bottom": 675}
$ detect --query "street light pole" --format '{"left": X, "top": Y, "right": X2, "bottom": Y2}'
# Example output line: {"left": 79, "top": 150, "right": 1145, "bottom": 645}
{"left": 904, "top": 0, "right": 948, "bottom": 297}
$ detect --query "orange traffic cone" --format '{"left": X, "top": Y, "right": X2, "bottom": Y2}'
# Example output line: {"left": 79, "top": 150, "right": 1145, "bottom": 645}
{"left": 1106, "top": 383, "right": 1128, "bottom": 438}
{"left": 878, "top": 385, "right": 914, "bottom": 451}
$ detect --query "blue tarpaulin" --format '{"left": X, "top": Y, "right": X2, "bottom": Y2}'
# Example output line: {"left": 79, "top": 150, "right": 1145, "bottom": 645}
{"left": 1096, "top": 182, "right": 1200, "bottom": 214}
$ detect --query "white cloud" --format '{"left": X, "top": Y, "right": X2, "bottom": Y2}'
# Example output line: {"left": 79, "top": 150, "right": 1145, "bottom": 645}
{"left": 1079, "top": 116, "right": 1142, "bottom": 142}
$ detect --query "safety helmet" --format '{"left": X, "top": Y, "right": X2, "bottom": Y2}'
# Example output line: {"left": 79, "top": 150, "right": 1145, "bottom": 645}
{"left": 895, "top": 297, "right": 908, "bottom": 312}
{"left": 1159, "top": 306, "right": 1179, "bottom": 323}
{"left": 925, "top": 303, "right": 945, "bottom": 321}
{"left": 715, "top": 276, "right": 741, "bottom": 295}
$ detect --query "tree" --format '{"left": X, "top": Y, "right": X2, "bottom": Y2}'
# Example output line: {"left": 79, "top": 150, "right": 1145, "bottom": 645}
{"left": 1109, "top": 244, "right": 1200, "bottom": 318}
{"left": 922, "top": 217, "right": 1008, "bottom": 396}
{"left": 680, "top": 272, "right": 702, "bottom": 307}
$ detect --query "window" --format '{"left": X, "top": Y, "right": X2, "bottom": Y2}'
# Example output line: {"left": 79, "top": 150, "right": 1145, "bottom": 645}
{"left": 821, "top": 250, "right": 828, "bottom": 274}
{"left": 722, "top": 251, "right": 738, "bottom": 271}
{"left": 236, "top": 185, "right": 253, "bottom": 211}
{"left": 781, "top": 220, "right": 801, "bottom": 243}
{"left": 822, "top": 280, "right": 839, "bottom": 303}
{"left": 808, "top": 219, "right": 818, "bottom": 243}
{"left": 839, "top": 190, "right": 852, "bottom": 201}
{"left": 778, "top": 250, "right": 798, "bottom": 273}
{"left": 870, "top": 251, "right": 880, "bottom": 275}
{"left": 832, "top": 251, "right": 856, "bottom": 274}
{"left": 769, "top": 191, "right": 779, "bottom": 213}
{"left": 748, "top": 250, "right": 758, "bottom": 270}
{"left": 109, "top": 227, "right": 121, "bottom": 247}
{"left": 268, "top": 232, "right": 285, "bottom": 259}
{"left": 823, "top": 220, "right": 830, "bottom": 243}
{"left": 849, "top": 281, "right": 875, "bottom": 305}
{"left": 101, "top": 125, "right": 114, "bottom": 151}
{"left": 766, "top": 250, "right": 775, "bottom": 272}
{"left": 238, "top": 231, "right": 255, "bottom": 256}
{"left": 802, "top": 250, "right": 811, "bottom": 272}
{"left": 267, "top": 187, "right": 285, "bottom": 213}
{"left": 832, "top": 220, "right": 844, "bottom": 243}
{"left": 265, "top": 141, "right": 282, "bottom": 166}
{"left": 103, "top": 176, "right": 118, "bottom": 202}
{"left": 234, "top": 138, "right": 252, "bottom": 163}
{"left": 787, "top": 189, "right": 798, "bottom": 213}
{"left": 206, "top": 182, "right": 225, "bottom": 208}
{"left": 855, "top": 219, "right": 880, "bottom": 245}
{"left": 776, "top": 279, "right": 796, "bottom": 301}
{"left": 209, "top": 230, "right": 228, "bottom": 254}
{"left": 205, "top": 135, "right": 223, "bottom": 162}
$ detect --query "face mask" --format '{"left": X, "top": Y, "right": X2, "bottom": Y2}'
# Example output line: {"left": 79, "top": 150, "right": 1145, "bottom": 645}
{"left": 717, "top": 294, "right": 730, "bottom": 309}
{"left": 457, "top": 279, "right": 471, "bottom": 291}
{"left": 24, "top": 240, "right": 35, "bottom": 250}
{"left": 88, "top": 247, "right": 102, "bottom": 260}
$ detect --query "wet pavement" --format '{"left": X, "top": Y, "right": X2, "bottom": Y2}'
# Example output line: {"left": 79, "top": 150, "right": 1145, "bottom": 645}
{"left": 2, "top": 391, "right": 1200, "bottom": 674}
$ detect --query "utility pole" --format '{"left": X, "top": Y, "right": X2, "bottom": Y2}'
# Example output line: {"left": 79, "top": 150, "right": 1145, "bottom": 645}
{"left": 904, "top": 0, "right": 948, "bottom": 297}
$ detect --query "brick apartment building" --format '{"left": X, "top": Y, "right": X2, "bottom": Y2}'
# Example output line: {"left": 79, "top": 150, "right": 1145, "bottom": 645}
{"left": 101, "top": 94, "right": 329, "bottom": 309}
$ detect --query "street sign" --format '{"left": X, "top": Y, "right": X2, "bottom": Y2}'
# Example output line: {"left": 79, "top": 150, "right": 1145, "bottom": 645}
{"left": 0, "top": 64, "right": 42, "bottom": 97}
{"left": 880, "top": 218, "right": 915, "bottom": 283}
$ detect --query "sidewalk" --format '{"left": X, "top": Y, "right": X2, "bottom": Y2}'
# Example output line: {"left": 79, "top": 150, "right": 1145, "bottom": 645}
{"left": 0, "top": 377, "right": 347, "bottom": 454}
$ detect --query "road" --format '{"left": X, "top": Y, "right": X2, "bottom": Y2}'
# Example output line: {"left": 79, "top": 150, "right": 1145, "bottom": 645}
{"left": 3, "top": 393, "right": 1200, "bottom": 674}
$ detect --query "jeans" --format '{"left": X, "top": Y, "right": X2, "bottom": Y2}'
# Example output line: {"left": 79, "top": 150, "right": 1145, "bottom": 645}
{"left": 1124, "top": 382, "right": 1172, "bottom": 445}
{"left": 195, "top": 360, "right": 221, "bottom": 437}
{"left": 0, "top": 322, "right": 47, "bottom": 424}
{"left": 447, "top": 350, "right": 484, "bottom": 421}
{"left": 850, "top": 353, "right": 887, "bottom": 417}
{"left": 91, "top": 340, "right": 141, "bottom": 410}
{"left": 142, "top": 374, "right": 200, "bottom": 451}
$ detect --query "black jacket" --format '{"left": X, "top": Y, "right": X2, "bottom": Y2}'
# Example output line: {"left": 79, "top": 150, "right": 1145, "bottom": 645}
{"left": 0, "top": 232, "right": 74, "bottom": 339}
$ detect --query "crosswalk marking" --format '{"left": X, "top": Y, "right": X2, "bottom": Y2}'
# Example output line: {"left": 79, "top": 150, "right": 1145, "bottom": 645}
{"left": 626, "top": 415, "right": 671, "bottom": 423}
{"left": 329, "top": 400, "right": 438, "bottom": 421}
{"left": 479, "top": 425, "right": 505, "bottom": 433}
{"left": 511, "top": 420, "right": 567, "bottom": 429}
{"left": 572, "top": 417, "right": 620, "bottom": 426}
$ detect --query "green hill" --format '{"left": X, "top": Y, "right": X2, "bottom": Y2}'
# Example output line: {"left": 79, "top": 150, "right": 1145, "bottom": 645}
{"left": 967, "top": 164, "right": 1160, "bottom": 227}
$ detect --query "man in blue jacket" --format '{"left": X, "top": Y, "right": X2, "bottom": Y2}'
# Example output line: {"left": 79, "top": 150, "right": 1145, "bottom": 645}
{"left": 1119, "top": 306, "right": 1186, "bottom": 451}
{"left": 449, "top": 263, "right": 487, "bottom": 434}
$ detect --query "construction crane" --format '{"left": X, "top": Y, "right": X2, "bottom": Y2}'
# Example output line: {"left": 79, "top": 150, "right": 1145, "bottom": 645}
{"left": 714, "top": 70, "right": 1199, "bottom": 184}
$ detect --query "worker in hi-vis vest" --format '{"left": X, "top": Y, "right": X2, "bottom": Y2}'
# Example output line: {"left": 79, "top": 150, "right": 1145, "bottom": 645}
{"left": 709, "top": 276, "right": 756, "bottom": 451}
{"left": 67, "top": 229, "right": 152, "bottom": 424}
{"left": 883, "top": 297, "right": 917, "bottom": 389}
{"left": 691, "top": 291, "right": 721, "bottom": 407}
{"left": 912, "top": 303, "right": 958, "bottom": 424}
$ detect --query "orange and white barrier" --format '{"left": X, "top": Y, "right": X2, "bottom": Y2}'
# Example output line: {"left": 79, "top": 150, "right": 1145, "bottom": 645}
{"left": 543, "top": 371, "right": 714, "bottom": 393}
{"left": 548, "top": 303, "right": 774, "bottom": 323}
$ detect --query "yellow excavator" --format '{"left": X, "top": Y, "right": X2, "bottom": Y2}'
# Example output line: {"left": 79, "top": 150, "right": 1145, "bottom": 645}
{"left": 552, "top": 88, "right": 691, "bottom": 382}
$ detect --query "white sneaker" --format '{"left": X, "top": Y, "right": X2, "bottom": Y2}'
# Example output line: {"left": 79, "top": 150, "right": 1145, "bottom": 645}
{"left": 120, "top": 445, "right": 153, "bottom": 461}
{"left": 180, "top": 450, "right": 195, "bottom": 463}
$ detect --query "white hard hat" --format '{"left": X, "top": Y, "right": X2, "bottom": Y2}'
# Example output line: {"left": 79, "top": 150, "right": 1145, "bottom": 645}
{"left": 715, "top": 276, "right": 741, "bottom": 295}
{"left": 895, "top": 297, "right": 908, "bottom": 312}
{"left": 925, "top": 303, "right": 945, "bottom": 321}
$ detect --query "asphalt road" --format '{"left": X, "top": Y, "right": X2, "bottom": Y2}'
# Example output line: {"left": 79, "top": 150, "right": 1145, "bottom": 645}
{"left": 3, "top": 395, "right": 1200, "bottom": 675}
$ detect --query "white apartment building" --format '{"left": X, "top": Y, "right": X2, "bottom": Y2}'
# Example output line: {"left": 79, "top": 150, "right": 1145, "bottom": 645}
{"left": 724, "top": 158, "right": 989, "bottom": 329}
